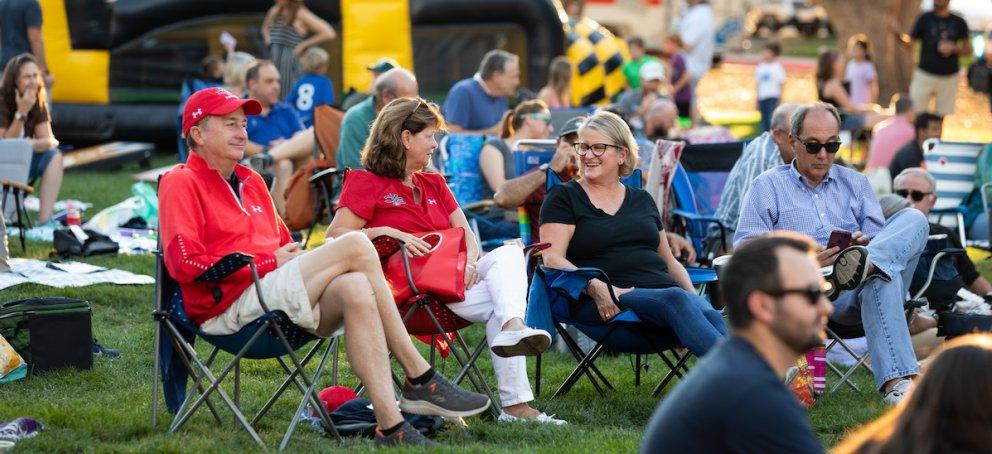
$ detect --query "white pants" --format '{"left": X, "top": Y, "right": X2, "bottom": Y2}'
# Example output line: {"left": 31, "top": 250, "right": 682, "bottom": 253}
{"left": 446, "top": 245, "right": 533, "bottom": 407}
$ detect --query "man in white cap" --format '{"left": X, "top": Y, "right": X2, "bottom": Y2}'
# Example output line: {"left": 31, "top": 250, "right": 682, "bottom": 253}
{"left": 618, "top": 60, "right": 669, "bottom": 127}
{"left": 159, "top": 87, "right": 490, "bottom": 446}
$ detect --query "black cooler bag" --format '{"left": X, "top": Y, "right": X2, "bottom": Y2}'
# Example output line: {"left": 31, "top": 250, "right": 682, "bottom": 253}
{"left": 0, "top": 297, "right": 93, "bottom": 374}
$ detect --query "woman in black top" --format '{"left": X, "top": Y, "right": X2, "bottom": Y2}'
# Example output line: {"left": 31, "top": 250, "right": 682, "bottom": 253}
{"left": 540, "top": 111, "right": 726, "bottom": 355}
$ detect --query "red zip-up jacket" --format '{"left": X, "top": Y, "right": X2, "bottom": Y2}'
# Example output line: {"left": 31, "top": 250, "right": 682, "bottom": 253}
{"left": 159, "top": 153, "right": 291, "bottom": 325}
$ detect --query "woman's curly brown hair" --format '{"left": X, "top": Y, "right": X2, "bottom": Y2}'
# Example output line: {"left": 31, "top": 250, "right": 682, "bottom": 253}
{"left": 361, "top": 96, "right": 446, "bottom": 179}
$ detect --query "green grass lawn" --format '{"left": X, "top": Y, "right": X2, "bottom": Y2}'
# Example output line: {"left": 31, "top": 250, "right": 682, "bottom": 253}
{"left": 3, "top": 154, "right": 973, "bottom": 452}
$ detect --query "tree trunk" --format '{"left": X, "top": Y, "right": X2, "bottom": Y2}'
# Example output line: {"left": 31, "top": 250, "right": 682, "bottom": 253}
{"left": 815, "top": 0, "right": 921, "bottom": 104}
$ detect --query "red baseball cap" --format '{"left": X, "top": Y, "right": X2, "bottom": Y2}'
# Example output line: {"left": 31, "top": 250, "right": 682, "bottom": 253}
{"left": 181, "top": 87, "right": 262, "bottom": 137}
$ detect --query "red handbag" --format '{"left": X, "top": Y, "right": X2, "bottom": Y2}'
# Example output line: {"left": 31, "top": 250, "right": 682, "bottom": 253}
{"left": 383, "top": 227, "right": 468, "bottom": 304}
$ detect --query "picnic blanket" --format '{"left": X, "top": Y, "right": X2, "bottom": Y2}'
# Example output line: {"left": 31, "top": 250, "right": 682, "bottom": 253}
{"left": 0, "top": 259, "right": 153, "bottom": 291}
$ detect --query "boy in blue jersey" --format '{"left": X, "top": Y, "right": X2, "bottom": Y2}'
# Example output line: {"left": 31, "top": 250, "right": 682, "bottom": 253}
{"left": 288, "top": 47, "right": 335, "bottom": 128}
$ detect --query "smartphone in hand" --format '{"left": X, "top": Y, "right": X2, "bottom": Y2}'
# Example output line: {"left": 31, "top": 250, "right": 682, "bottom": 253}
{"left": 827, "top": 230, "right": 852, "bottom": 252}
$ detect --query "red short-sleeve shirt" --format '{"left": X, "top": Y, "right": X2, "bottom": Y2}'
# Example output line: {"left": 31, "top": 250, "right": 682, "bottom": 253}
{"left": 337, "top": 170, "right": 459, "bottom": 233}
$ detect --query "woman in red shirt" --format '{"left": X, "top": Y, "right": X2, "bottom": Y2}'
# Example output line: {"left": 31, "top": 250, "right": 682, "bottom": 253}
{"left": 329, "top": 97, "right": 564, "bottom": 425}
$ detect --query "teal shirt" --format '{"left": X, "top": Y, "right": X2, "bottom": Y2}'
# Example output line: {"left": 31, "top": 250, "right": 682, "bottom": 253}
{"left": 622, "top": 56, "right": 661, "bottom": 90}
{"left": 336, "top": 96, "right": 377, "bottom": 170}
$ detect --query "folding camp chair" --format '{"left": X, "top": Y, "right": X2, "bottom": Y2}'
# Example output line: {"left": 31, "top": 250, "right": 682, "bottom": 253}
{"left": 924, "top": 139, "right": 985, "bottom": 244}
{"left": 822, "top": 234, "right": 956, "bottom": 394}
{"left": 0, "top": 140, "right": 34, "bottom": 252}
{"left": 370, "top": 235, "right": 501, "bottom": 419}
{"left": 527, "top": 266, "right": 699, "bottom": 398}
{"left": 151, "top": 250, "right": 341, "bottom": 450}
{"left": 669, "top": 142, "right": 746, "bottom": 263}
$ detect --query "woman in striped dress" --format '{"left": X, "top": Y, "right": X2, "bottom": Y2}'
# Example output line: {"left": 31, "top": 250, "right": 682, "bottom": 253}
{"left": 262, "top": 0, "right": 336, "bottom": 100}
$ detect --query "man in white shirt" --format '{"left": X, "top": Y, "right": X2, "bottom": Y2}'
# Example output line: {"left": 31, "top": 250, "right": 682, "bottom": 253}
{"left": 678, "top": 0, "right": 715, "bottom": 87}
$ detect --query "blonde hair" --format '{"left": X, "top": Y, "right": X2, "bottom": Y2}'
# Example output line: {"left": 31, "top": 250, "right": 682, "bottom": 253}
{"left": 223, "top": 51, "right": 257, "bottom": 94}
{"left": 361, "top": 97, "right": 446, "bottom": 179}
{"left": 300, "top": 47, "right": 329, "bottom": 73}
{"left": 579, "top": 111, "right": 639, "bottom": 177}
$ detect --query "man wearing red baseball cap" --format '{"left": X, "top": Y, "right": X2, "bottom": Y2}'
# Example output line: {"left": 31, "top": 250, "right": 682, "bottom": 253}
{"left": 159, "top": 87, "right": 491, "bottom": 446}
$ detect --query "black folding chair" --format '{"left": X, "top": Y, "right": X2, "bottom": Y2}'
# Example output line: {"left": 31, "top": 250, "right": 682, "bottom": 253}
{"left": 151, "top": 250, "right": 342, "bottom": 450}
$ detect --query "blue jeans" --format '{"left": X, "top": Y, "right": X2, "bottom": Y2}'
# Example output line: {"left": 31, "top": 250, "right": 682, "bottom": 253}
{"left": 832, "top": 208, "right": 928, "bottom": 390}
{"left": 571, "top": 287, "right": 728, "bottom": 356}
{"left": 758, "top": 97, "right": 779, "bottom": 132}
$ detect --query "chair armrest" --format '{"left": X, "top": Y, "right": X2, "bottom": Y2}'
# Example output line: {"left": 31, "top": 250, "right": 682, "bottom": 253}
{"left": 0, "top": 178, "right": 33, "bottom": 193}
{"left": 195, "top": 252, "right": 254, "bottom": 282}
{"left": 670, "top": 209, "right": 723, "bottom": 226}
{"left": 309, "top": 167, "right": 343, "bottom": 183}
{"left": 930, "top": 206, "right": 966, "bottom": 215}
{"left": 463, "top": 199, "right": 496, "bottom": 213}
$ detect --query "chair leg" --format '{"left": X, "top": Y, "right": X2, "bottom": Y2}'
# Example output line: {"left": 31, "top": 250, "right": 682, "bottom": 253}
{"left": 280, "top": 338, "right": 341, "bottom": 451}
{"left": 535, "top": 354, "right": 542, "bottom": 397}
{"left": 452, "top": 337, "right": 489, "bottom": 386}
{"left": 421, "top": 305, "right": 500, "bottom": 418}
{"left": 253, "top": 339, "right": 325, "bottom": 425}
{"left": 652, "top": 350, "right": 692, "bottom": 397}
{"left": 169, "top": 324, "right": 269, "bottom": 448}
{"left": 635, "top": 355, "right": 642, "bottom": 387}
{"left": 331, "top": 336, "right": 340, "bottom": 386}
{"left": 556, "top": 324, "right": 612, "bottom": 392}
{"left": 167, "top": 333, "right": 223, "bottom": 428}
{"left": 151, "top": 320, "right": 162, "bottom": 427}
{"left": 13, "top": 189, "right": 26, "bottom": 252}
{"left": 554, "top": 339, "right": 610, "bottom": 398}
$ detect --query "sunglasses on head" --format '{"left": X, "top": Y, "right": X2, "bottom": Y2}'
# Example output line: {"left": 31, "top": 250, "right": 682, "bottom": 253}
{"left": 523, "top": 113, "right": 552, "bottom": 123}
{"left": 763, "top": 282, "right": 832, "bottom": 306}
{"left": 798, "top": 138, "right": 842, "bottom": 154}
{"left": 895, "top": 189, "right": 933, "bottom": 202}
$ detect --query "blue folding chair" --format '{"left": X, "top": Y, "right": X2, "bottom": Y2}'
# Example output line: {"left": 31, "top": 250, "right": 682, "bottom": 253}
{"left": 151, "top": 250, "right": 341, "bottom": 450}
{"left": 669, "top": 141, "right": 746, "bottom": 263}
{"left": 924, "top": 139, "right": 986, "bottom": 244}
{"left": 438, "top": 133, "right": 517, "bottom": 249}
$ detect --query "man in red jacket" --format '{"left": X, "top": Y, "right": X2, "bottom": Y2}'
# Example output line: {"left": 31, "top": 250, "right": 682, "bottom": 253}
{"left": 159, "top": 87, "right": 490, "bottom": 446}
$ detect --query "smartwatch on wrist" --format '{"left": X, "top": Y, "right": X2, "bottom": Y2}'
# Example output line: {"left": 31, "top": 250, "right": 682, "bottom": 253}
{"left": 14, "top": 112, "right": 26, "bottom": 122}
{"left": 538, "top": 163, "right": 550, "bottom": 172}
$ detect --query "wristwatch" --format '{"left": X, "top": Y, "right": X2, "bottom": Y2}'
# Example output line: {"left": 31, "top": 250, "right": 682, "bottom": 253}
{"left": 14, "top": 112, "right": 26, "bottom": 122}
{"left": 539, "top": 163, "right": 550, "bottom": 172}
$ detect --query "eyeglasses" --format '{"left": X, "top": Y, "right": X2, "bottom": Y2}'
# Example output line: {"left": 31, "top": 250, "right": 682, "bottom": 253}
{"left": 894, "top": 189, "right": 933, "bottom": 202}
{"left": 762, "top": 282, "right": 832, "bottom": 306}
{"left": 404, "top": 99, "right": 427, "bottom": 123}
{"left": 798, "top": 138, "right": 842, "bottom": 154}
{"left": 574, "top": 142, "right": 623, "bottom": 157}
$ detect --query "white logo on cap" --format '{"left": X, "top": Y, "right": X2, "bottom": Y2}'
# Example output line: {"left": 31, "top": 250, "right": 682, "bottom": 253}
{"left": 191, "top": 108, "right": 203, "bottom": 119}
{"left": 213, "top": 88, "right": 238, "bottom": 100}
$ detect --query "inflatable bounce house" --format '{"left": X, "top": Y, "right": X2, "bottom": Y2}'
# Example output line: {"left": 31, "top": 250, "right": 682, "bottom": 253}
{"left": 41, "top": 0, "right": 629, "bottom": 147}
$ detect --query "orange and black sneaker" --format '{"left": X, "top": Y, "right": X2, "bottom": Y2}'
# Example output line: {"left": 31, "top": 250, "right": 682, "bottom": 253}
{"left": 399, "top": 373, "right": 491, "bottom": 418}
{"left": 373, "top": 422, "right": 434, "bottom": 446}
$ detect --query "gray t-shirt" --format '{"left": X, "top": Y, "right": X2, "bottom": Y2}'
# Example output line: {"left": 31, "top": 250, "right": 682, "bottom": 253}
{"left": 0, "top": 0, "right": 42, "bottom": 68}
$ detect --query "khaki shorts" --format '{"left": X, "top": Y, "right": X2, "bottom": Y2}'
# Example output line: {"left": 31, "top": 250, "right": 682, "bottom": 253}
{"left": 909, "top": 68, "right": 958, "bottom": 115}
{"left": 200, "top": 258, "right": 319, "bottom": 336}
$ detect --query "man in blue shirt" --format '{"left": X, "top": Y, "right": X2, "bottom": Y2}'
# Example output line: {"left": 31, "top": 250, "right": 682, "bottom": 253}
{"left": 336, "top": 68, "right": 418, "bottom": 171}
{"left": 642, "top": 233, "right": 828, "bottom": 454}
{"left": 442, "top": 50, "right": 519, "bottom": 134}
{"left": 244, "top": 61, "right": 308, "bottom": 214}
{"left": 735, "top": 103, "right": 927, "bottom": 405}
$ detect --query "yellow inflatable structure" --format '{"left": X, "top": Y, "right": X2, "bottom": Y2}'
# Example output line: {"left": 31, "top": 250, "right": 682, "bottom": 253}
{"left": 565, "top": 17, "right": 628, "bottom": 106}
{"left": 40, "top": 0, "right": 109, "bottom": 104}
{"left": 341, "top": 0, "right": 414, "bottom": 93}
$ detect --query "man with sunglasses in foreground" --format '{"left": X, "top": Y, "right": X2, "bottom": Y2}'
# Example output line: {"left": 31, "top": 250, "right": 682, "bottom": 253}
{"left": 642, "top": 233, "right": 828, "bottom": 453}
{"left": 735, "top": 102, "right": 929, "bottom": 405}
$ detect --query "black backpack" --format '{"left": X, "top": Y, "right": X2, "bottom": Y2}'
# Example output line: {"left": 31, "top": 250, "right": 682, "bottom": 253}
{"left": 0, "top": 297, "right": 93, "bottom": 374}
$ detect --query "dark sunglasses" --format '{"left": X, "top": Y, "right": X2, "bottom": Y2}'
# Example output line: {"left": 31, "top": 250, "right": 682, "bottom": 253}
{"left": 574, "top": 142, "right": 622, "bottom": 157}
{"left": 895, "top": 189, "right": 933, "bottom": 202}
{"left": 763, "top": 282, "right": 832, "bottom": 306}
{"left": 798, "top": 139, "right": 842, "bottom": 154}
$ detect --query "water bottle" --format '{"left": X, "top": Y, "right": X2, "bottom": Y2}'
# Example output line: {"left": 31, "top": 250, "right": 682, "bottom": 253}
{"left": 517, "top": 206, "right": 531, "bottom": 245}
{"left": 66, "top": 202, "right": 81, "bottom": 226}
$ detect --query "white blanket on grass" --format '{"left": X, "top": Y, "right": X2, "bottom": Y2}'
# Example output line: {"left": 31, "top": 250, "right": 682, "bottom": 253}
{"left": 0, "top": 259, "right": 153, "bottom": 290}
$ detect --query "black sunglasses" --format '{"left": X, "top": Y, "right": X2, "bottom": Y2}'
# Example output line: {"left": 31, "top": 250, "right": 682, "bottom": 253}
{"left": 895, "top": 189, "right": 933, "bottom": 202}
{"left": 798, "top": 139, "right": 842, "bottom": 154}
{"left": 763, "top": 282, "right": 832, "bottom": 306}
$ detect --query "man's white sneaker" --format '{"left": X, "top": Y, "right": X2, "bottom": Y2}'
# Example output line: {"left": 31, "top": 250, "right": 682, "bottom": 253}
{"left": 490, "top": 328, "right": 551, "bottom": 357}
{"left": 882, "top": 378, "right": 913, "bottom": 405}
{"left": 498, "top": 411, "right": 567, "bottom": 425}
